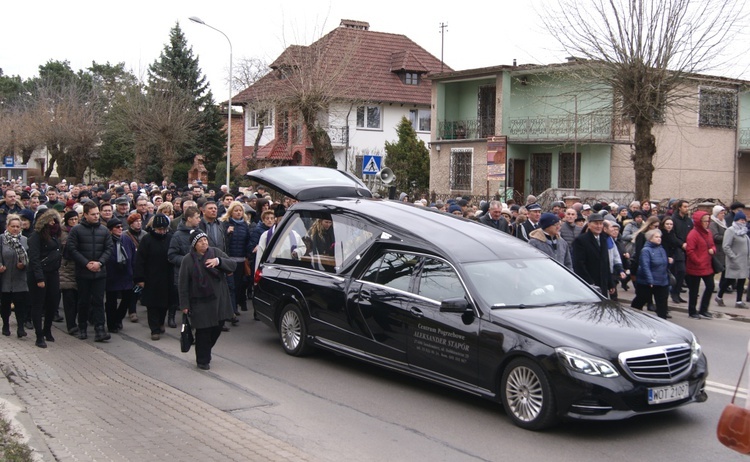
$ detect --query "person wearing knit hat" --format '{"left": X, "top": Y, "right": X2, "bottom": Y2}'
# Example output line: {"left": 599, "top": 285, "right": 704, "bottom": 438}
{"left": 709, "top": 205, "right": 729, "bottom": 297}
{"left": 178, "top": 227, "right": 236, "bottom": 370}
{"left": 447, "top": 204, "right": 463, "bottom": 216}
{"left": 133, "top": 213, "right": 177, "bottom": 339}
{"left": 528, "top": 212, "right": 571, "bottom": 269}
{"left": 104, "top": 214, "right": 136, "bottom": 333}
{"left": 716, "top": 209, "right": 750, "bottom": 308}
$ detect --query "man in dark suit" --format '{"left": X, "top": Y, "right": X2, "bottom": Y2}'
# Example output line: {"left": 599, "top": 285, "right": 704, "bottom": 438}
{"left": 572, "top": 212, "right": 613, "bottom": 297}
{"left": 479, "top": 200, "right": 510, "bottom": 233}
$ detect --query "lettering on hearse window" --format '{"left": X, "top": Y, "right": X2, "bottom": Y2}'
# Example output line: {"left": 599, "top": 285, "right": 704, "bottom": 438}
{"left": 412, "top": 323, "right": 470, "bottom": 363}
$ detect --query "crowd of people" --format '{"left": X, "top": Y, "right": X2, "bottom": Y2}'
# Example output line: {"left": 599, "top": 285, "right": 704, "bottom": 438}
{"left": 409, "top": 192, "right": 750, "bottom": 321}
{"left": 3, "top": 176, "right": 748, "bottom": 366}
{"left": 0, "top": 178, "right": 281, "bottom": 370}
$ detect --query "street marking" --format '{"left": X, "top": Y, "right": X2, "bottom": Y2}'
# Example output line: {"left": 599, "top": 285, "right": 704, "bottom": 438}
{"left": 706, "top": 380, "right": 747, "bottom": 400}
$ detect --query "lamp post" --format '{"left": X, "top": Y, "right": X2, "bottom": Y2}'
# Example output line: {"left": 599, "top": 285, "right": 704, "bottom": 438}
{"left": 189, "top": 16, "right": 232, "bottom": 188}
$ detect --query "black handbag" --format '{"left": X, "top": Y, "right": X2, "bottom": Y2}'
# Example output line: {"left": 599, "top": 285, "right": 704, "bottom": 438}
{"left": 712, "top": 254, "right": 725, "bottom": 274}
{"left": 180, "top": 313, "right": 194, "bottom": 353}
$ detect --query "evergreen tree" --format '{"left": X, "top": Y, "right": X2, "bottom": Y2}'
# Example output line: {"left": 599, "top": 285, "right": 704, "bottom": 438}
{"left": 384, "top": 117, "right": 430, "bottom": 198}
{"left": 147, "top": 22, "right": 225, "bottom": 183}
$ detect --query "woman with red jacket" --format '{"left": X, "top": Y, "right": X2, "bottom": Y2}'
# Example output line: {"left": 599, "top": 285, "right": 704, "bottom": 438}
{"left": 685, "top": 211, "right": 716, "bottom": 319}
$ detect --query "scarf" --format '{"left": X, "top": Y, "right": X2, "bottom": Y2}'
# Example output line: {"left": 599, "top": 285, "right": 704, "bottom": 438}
{"left": 711, "top": 214, "right": 727, "bottom": 230}
{"left": 733, "top": 221, "right": 748, "bottom": 237}
{"left": 2, "top": 231, "right": 27, "bottom": 266}
{"left": 188, "top": 247, "right": 221, "bottom": 300}
{"left": 113, "top": 236, "right": 128, "bottom": 265}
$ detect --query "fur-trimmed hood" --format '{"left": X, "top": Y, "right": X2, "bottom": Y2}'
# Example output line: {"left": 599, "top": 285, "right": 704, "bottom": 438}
{"left": 33, "top": 208, "right": 61, "bottom": 233}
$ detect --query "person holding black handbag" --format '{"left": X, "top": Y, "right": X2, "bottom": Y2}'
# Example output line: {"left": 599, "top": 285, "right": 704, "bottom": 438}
{"left": 178, "top": 230, "right": 236, "bottom": 370}
{"left": 26, "top": 209, "right": 63, "bottom": 348}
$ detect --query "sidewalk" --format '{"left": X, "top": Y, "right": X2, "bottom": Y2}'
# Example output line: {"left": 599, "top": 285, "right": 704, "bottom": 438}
{"left": 616, "top": 284, "right": 750, "bottom": 322}
{"left": 0, "top": 321, "right": 310, "bottom": 462}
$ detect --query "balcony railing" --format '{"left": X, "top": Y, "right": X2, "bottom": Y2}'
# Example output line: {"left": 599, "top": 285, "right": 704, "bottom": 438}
{"left": 740, "top": 128, "right": 750, "bottom": 149}
{"left": 438, "top": 119, "right": 495, "bottom": 140}
{"left": 508, "top": 112, "right": 630, "bottom": 142}
{"left": 327, "top": 126, "right": 349, "bottom": 146}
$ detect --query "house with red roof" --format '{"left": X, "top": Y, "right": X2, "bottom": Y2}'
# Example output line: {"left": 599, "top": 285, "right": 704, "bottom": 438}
{"left": 232, "top": 19, "right": 449, "bottom": 175}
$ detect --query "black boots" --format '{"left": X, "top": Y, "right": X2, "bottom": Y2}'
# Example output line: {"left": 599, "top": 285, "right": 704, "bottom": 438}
{"left": 17, "top": 326, "right": 27, "bottom": 338}
{"left": 167, "top": 315, "right": 177, "bottom": 329}
{"left": 2, "top": 322, "right": 9, "bottom": 336}
{"left": 35, "top": 336, "right": 47, "bottom": 348}
{"left": 78, "top": 327, "right": 88, "bottom": 340}
{"left": 94, "top": 325, "right": 111, "bottom": 342}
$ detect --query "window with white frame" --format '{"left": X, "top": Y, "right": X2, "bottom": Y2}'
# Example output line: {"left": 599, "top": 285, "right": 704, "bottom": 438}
{"left": 699, "top": 87, "right": 737, "bottom": 129}
{"left": 409, "top": 109, "right": 431, "bottom": 132}
{"left": 357, "top": 105, "right": 382, "bottom": 129}
{"left": 450, "top": 148, "right": 473, "bottom": 191}
{"left": 249, "top": 108, "right": 273, "bottom": 128}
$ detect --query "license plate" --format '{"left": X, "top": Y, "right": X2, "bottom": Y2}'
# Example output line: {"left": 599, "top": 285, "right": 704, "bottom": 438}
{"left": 648, "top": 381, "right": 689, "bottom": 404}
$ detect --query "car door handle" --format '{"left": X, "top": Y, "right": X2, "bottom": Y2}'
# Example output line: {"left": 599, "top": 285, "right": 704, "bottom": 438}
{"left": 359, "top": 290, "right": 372, "bottom": 301}
{"left": 409, "top": 307, "right": 423, "bottom": 317}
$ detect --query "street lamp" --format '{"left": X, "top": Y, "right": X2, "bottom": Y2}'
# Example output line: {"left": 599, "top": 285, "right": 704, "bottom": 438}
{"left": 189, "top": 16, "right": 232, "bottom": 188}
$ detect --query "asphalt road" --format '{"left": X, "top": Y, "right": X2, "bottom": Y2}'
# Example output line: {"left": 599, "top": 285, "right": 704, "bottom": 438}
{"left": 98, "top": 305, "right": 750, "bottom": 462}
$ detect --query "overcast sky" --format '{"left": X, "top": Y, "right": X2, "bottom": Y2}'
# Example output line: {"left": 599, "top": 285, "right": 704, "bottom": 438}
{"left": 3, "top": 0, "right": 749, "bottom": 102}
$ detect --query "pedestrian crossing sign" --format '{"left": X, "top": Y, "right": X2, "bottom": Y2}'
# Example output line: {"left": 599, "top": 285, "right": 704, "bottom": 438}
{"left": 362, "top": 155, "right": 382, "bottom": 175}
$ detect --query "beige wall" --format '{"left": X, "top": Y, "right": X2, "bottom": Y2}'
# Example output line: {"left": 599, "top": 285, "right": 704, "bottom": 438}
{"left": 611, "top": 85, "right": 738, "bottom": 203}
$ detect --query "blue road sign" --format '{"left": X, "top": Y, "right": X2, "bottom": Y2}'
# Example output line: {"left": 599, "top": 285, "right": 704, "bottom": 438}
{"left": 362, "top": 155, "right": 382, "bottom": 175}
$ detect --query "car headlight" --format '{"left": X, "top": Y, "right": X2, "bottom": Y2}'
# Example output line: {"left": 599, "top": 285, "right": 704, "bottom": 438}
{"left": 556, "top": 347, "right": 619, "bottom": 378}
{"left": 691, "top": 334, "right": 702, "bottom": 363}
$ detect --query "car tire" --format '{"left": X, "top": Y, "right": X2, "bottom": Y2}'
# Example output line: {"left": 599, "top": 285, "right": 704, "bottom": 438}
{"left": 500, "top": 358, "right": 557, "bottom": 430}
{"left": 278, "top": 304, "right": 313, "bottom": 356}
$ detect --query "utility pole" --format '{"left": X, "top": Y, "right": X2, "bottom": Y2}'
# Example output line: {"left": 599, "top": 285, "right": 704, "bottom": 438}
{"left": 439, "top": 22, "right": 448, "bottom": 72}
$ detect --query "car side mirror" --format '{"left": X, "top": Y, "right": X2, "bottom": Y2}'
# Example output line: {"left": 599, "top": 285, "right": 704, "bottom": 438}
{"left": 440, "top": 297, "right": 471, "bottom": 313}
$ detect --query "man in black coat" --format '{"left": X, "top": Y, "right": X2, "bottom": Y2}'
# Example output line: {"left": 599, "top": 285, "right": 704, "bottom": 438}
{"left": 670, "top": 200, "right": 693, "bottom": 303}
{"left": 572, "top": 212, "right": 613, "bottom": 297}
{"left": 479, "top": 200, "right": 510, "bottom": 233}
{"left": 67, "top": 201, "right": 114, "bottom": 341}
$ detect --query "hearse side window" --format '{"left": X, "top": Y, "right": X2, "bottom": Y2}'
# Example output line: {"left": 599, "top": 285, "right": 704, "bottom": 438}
{"left": 362, "top": 252, "right": 418, "bottom": 292}
{"left": 267, "top": 215, "right": 309, "bottom": 266}
{"left": 417, "top": 258, "right": 466, "bottom": 302}
{"left": 276, "top": 211, "right": 378, "bottom": 274}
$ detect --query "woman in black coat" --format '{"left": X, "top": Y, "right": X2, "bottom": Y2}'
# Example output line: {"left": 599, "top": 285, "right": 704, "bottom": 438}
{"left": 26, "top": 209, "right": 63, "bottom": 348}
{"left": 133, "top": 214, "right": 175, "bottom": 341}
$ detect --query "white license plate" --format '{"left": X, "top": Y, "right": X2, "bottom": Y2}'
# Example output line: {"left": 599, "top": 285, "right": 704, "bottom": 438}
{"left": 648, "top": 381, "right": 689, "bottom": 404}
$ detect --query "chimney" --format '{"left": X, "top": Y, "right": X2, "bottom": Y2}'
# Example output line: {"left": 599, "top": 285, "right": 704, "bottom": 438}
{"left": 340, "top": 19, "right": 370, "bottom": 30}
{"left": 513, "top": 59, "right": 517, "bottom": 67}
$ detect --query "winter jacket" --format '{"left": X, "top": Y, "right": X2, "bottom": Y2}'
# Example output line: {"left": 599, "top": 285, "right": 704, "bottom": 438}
{"left": 167, "top": 222, "right": 198, "bottom": 285}
{"left": 222, "top": 218, "right": 253, "bottom": 259}
{"left": 528, "top": 228, "right": 572, "bottom": 269}
{"left": 572, "top": 230, "right": 613, "bottom": 293}
{"left": 105, "top": 234, "right": 136, "bottom": 291}
{"left": 0, "top": 233, "right": 28, "bottom": 293}
{"left": 636, "top": 242, "right": 670, "bottom": 287}
{"left": 671, "top": 211, "right": 693, "bottom": 262}
{"left": 178, "top": 247, "right": 236, "bottom": 329}
{"left": 134, "top": 229, "right": 175, "bottom": 307}
{"left": 709, "top": 218, "right": 728, "bottom": 270}
{"left": 479, "top": 214, "right": 510, "bottom": 234}
{"left": 26, "top": 209, "right": 63, "bottom": 283}
{"left": 686, "top": 211, "right": 715, "bottom": 277}
{"left": 66, "top": 219, "right": 113, "bottom": 280}
{"left": 723, "top": 225, "right": 750, "bottom": 279}
{"left": 559, "top": 221, "right": 581, "bottom": 248}
{"left": 59, "top": 227, "right": 77, "bottom": 290}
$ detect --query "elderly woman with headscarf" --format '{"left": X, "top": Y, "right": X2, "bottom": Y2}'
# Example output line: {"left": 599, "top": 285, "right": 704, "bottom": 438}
{"left": 178, "top": 229, "right": 236, "bottom": 370}
{"left": 0, "top": 214, "right": 29, "bottom": 339}
{"left": 716, "top": 210, "right": 750, "bottom": 308}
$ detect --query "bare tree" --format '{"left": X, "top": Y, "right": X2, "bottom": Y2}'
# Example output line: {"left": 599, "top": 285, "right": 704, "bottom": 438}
{"left": 28, "top": 81, "right": 101, "bottom": 180}
{"left": 542, "top": 0, "right": 744, "bottom": 200}
{"left": 111, "top": 84, "right": 200, "bottom": 183}
{"left": 232, "top": 57, "right": 269, "bottom": 94}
